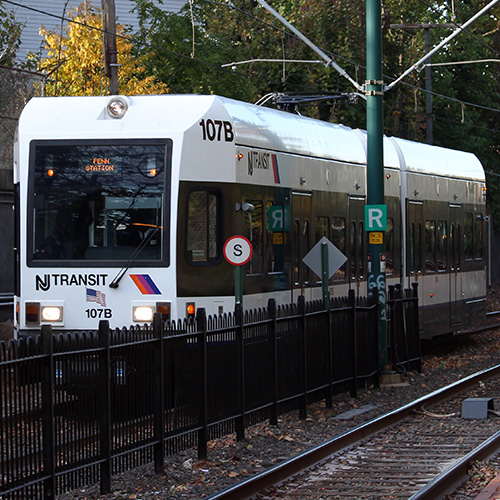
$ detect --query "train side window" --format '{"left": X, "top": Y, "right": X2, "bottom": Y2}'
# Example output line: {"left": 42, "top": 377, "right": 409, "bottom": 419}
{"left": 245, "top": 200, "right": 263, "bottom": 275}
{"left": 437, "top": 221, "right": 447, "bottom": 271}
{"left": 315, "top": 216, "right": 329, "bottom": 241}
{"left": 358, "top": 221, "right": 364, "bottom": 279}
{"left": 350, "top": 221, "right": 356, "bottom": 280}
{"left": 302, "top": 219, "right": 311, "bottom": 284}
{"left": 424, "top": 220, "right": 436, "bottom": 273}
{"left": 409, "top": 222, "right": 415, "bottom": 274}
{"left": 474, "top": 216, "right": 483, "bottom": 260}
{"left": 186, "top": 189, "right": 221, "bottom": 264}
{"left": 464, "top": 213, "right": 473, "bottom": 261}
{"left": 386, "top": 218, "right": 394, "bottom": 275}
{"left": 331, "top": 217, "right": 346, "bottom": 281}
{"left": 416, "top": 223, "right": 422, "bottom": 272}
{"left": 266, "top": 202, "right": 284, "bottom": 274}
{"left": 312, "top": 216, "right": 330, "bottom": 282}
{"left": 293, "top": 219, "right": 300, "bottom": 285}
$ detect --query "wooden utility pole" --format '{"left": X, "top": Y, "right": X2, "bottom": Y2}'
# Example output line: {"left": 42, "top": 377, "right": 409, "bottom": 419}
{"left": 102, "top": 0, "right": 119, "bottom": 95}
{"left": 389, "top": 22, "right": 456, "bottom": 145}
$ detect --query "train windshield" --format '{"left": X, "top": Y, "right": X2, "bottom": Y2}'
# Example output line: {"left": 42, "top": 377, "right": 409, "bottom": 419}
{"left": 28, "top": 140, "right": 171, "bottom": 266}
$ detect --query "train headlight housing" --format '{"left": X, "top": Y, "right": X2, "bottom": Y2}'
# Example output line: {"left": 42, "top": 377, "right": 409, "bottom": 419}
{"left": 106, "top": 96, "right": 129, "bottom": 119}
{"left": 25, "top": 303, "right": 40, "bottom": 325}
{"left": 133, "top": 305, "right": 155, "bottom": 323}
{"left": 25, "top": 302, "right": 64, "bottom": 326}
{"left": 41, "top": 306, "right": 64, "bottom": 323}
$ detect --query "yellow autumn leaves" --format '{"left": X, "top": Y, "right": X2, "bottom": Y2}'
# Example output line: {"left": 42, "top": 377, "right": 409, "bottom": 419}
{"left": 37, "top": 2, "right": 168, "bottom": 96}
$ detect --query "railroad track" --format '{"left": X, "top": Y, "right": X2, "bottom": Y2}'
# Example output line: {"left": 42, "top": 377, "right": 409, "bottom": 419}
{"left": 208, "top": 364, "right": 500, "bottom": 500}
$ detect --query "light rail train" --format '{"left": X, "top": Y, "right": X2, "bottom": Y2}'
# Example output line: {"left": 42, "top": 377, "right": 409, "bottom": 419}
{"left": 14, "top": 94, "right": 487, "bottom": 338}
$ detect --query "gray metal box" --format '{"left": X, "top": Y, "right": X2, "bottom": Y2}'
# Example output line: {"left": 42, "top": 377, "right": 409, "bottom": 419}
{"left": 462, "top": 398, "right": 494, "bottom": 419}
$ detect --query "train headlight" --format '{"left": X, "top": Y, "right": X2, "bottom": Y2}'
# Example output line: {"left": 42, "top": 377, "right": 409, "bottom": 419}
{"left": 133, "top": 305, "right": 155, "bottom": 323}
{"left": 106, "top": 96, "right": 129, "bottom": 119}
{"left": 41, "top": 306, "right": 64, "bottom": 323}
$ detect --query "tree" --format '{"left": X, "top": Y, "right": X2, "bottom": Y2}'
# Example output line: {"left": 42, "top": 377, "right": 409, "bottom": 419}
{"left": 37, "top": 1, "right": 168, "bottom": 96}
{"left": 0, "top": 0, "right": 23, "bottom": 66}
{"left": 131, "top": 0, "right": 500, "bottom": 220}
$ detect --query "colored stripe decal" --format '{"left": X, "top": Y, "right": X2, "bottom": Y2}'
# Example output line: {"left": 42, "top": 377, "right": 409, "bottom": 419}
{"left": 272, "top": 155, "right": 280, "bottom": 184}
{"left": 130, "top": 274, "right": 162, "bottom": 295}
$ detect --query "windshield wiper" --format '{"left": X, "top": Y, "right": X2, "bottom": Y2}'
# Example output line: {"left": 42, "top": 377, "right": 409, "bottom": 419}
{"left": 109, "top": 227, "right": 159, "bottom": 289}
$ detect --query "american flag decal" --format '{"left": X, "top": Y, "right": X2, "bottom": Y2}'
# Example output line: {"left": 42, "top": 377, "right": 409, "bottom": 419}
{"left": 86, "top": 288, "right": 107, "bottom": 307}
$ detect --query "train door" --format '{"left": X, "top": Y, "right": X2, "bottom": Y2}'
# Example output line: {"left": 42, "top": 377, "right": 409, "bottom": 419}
{"left": 407, "top": 200, "right": 423, "bottom": 331}
{"left": 348, "top": 196, "right": 366, "bottom": 291}
{"left": 291, "top": 191, "right": 312, "bottom": 302}
{"left": 449, "top": 204, "right": 463, "bottom": 327}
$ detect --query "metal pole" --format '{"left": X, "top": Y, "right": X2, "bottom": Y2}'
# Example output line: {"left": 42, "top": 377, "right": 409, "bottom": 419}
{"left": 424, "top": 23, "right": 433, "bottom": 144}
{"left": 321, "top": 242, "right": 329, "bottom": 308}
{"left": 366, "top": 0, "right": 387, "bottom": 370}
{"left": 102, "top": 0, "right": 119, "bottom": 95}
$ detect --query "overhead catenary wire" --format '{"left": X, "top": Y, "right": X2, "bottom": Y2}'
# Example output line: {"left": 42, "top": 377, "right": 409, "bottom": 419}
{"left": 254, "top": 0, "right": 364, "bottom": 92}
{"left": 3, "top": 0, "right": 500, "bottom": 116}
{"left": 387, "top": 0, "right": 500, "bottom": 90}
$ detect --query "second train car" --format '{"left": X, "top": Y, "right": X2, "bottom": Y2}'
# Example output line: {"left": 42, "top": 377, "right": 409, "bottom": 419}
{"left": 14, "top": 94, "right": 487, "bottom": 338}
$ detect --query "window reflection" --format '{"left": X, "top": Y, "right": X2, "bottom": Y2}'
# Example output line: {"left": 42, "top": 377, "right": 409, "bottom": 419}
{"left": 31, "top": 142, "right": 168, "bottom": 263}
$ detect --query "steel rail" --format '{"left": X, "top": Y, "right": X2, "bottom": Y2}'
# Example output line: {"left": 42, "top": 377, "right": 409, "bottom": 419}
{"left": 207, "top": 363, "right": 500, "bottom": 500}
{"left": 409, "top": 430, "right": 500, "bottom": 499}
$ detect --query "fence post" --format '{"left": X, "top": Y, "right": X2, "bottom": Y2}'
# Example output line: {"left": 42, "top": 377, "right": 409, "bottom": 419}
{"left": 153, "top": 313, "right": 165, "bottom": 474}
{"left": 348, "top": 289, "right": 357, "bottom": 398}
{"left": 371, "top": 288, "right": 380, "bottom": 389}
{"left": 298, "top": 295, "right": 307, "bottom": 420}
{"left": 41, "top": 325, "right": 55, "bottom": 500}
{"left": 98, "top": 320, "right": 112, "bottom": 494}
{"left": 196, "top": 308, "right": 208, "bottom": 460}
{"left": 325, "top": 297, "right": 333, "bottom": 409}
{"left": 235, "top": 303, "right": 245, "bottom": 441}
{"left": 387, "top": 285, "right": 395, "bottom": 367}
{"left": 268, "top": 298, "right": 278, "bottom": 425}
{"left": 411, "top": 282, "right": 422, "bottom": 372}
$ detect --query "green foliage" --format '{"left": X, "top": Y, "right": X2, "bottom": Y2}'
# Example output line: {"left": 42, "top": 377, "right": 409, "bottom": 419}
{"left": 37, "top": 2, "right": 168, "bottom": 96}
{"left": 0, "top": 0, "right": 23, "bottom": 66}
{"left": 123, "top": 0, "right": 500, "bottom": 222}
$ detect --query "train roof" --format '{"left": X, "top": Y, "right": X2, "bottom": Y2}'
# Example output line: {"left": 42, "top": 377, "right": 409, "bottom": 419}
{"left": 219, "top": 96, "right": 485, "bottom": 182}
{"left": 19, "top": 94, "right": 485, "bottom": 182}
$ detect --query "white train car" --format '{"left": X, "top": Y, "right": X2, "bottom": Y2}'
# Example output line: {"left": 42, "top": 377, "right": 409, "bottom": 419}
{"left": 14, "top": 95, "right": 487, "bottom": 337}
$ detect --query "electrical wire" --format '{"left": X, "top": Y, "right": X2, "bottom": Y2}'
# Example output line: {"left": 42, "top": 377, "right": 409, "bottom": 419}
{"left": 2, "top": 0, "right": 326, "bottom": 94}
{"left": 3, "top": 0, "right": 500, "bottom": 115}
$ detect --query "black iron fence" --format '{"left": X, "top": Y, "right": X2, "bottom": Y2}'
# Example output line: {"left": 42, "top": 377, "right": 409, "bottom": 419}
{"left": 0, "top": 290, "right": 419, "bottom": 499}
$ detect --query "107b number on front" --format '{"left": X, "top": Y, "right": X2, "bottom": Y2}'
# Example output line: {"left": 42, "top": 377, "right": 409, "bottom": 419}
{"left": 86, "top": 308, "right": 112, "bottom": 318}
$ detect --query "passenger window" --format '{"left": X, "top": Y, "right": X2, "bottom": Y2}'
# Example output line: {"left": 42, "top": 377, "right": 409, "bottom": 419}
{"left": 437, "top": 221, "right": 447, "bottom": 271}
{"left": 293, "top": 219, "right": 300, "bottom": 285}
{"left": 386, "top": 218, "right": 394, "bottom": 276}
{"left": 331, "top": 217, "right": 346, "bottom": 281}
{"left": 245, "top": 200, "right": 263, "bottom": 275}
{"left": 350, "top": 221, "right": 356, "bottom": 280}
{"left": 425, "top": 220, "right": 436, "bottom": 273}
{"left": 315, "top": 216, "right": 329, "bottom": 242}
{"left": 358, "top": 221, "right": 364, "bottom": 279}
{"left": 266, "top": 202, "right": 284, "bottom": 274}
{"left": 474, "top": 216, "right": 483, "bottom": 260}
{"left": 186, "top": 190, "right": 221, "bottom": 264}
{"left": 464, "top": 213, "right": 473, "bottom": 261}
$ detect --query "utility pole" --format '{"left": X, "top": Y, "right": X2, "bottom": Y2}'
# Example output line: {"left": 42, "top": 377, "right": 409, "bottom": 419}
{"left": 366, "top": 0, "right": 387, "bottom": 371}
{"left": 389, "top": 22, "right": 457, "bottom": 145}
{"left": 101, "top": 0, "right": 119, "bottom": 95}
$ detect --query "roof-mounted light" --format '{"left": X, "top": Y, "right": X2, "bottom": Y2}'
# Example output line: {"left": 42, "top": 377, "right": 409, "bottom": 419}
{"left": 106, "top": 96, "right": 129, "bottom": 119}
